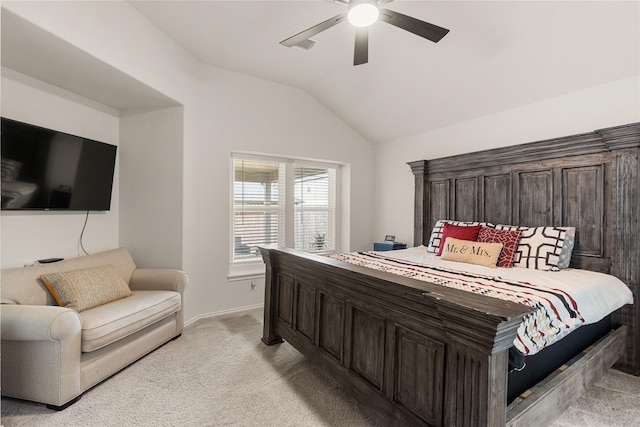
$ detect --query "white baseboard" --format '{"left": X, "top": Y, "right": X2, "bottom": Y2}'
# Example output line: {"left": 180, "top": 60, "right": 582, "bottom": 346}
{"left": 184, "top": 303, "right": 264, "bottom": 327}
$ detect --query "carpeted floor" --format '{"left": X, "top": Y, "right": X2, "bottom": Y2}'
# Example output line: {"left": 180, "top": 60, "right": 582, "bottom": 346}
{"left": 2, "top": 308, "right": 640, "bottom": 426}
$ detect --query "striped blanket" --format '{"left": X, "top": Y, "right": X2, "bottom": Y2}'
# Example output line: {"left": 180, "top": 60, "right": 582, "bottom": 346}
{"left": 334, "top": 251, "right": 585, "bottom": 355}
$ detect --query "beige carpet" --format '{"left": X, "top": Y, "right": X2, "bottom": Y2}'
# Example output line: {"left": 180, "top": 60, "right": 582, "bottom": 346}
{"left": 2, "top": 308, "right": 640, "bottom": 426}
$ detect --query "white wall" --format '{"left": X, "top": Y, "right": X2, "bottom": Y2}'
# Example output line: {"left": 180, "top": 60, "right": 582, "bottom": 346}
{"left": 373, "top": 75, "right": 640, "bottom": 246}
{"left": 119, "top": 107, "right": 184, "bottom": 270}
{"left": 0, "top": 69, "right": 120, "bottom": 267}
{"left": 1, "top": 1, "right": 375, "bottom": 323}
{"left": 187, "top": 65, "right": 374, "bottom": 319}
{"left": 197, "top": 63, "right": 373, "bottom": 253}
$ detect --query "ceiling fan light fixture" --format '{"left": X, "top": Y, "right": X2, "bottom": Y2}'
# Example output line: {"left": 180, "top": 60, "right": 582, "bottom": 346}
{"left": 348, "top": 0, "right": 379, "bottom": 28}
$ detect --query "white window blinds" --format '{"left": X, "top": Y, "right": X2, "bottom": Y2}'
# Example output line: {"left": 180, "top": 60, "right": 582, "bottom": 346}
{"left": 294, "top": 165, "right": 336, "bottom": 253}
{"left": 232, "top": 155, "right": 338, "bottom": 262}
{"left": 233, "top": 158, "right": 285, "bottom": 260}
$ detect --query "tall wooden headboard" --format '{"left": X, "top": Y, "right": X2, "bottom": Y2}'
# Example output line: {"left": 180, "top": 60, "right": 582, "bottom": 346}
{"left": 409, "top": 122, "right": 640, "bottom": 375}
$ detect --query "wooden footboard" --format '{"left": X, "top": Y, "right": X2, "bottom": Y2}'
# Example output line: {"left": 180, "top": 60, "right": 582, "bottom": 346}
{"left": 261, "top": 246, "right": 533, "bottom": 426}
{"left": 260, "top": 246, "right": 628, "bottom": 426}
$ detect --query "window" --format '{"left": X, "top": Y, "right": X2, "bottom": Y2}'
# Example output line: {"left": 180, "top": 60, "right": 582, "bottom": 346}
{"left": 231, "top": 154, "right": 339, "bottom": 276}
{"left": 293, "top": 165, "right": 336, "bottom": 253}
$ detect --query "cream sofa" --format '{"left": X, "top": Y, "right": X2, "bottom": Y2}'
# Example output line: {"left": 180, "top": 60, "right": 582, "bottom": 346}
{"left": 1, "top": 247, "right": 188, "bottom": 409}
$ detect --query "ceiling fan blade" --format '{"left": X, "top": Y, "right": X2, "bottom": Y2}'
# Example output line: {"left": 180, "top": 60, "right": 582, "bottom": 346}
{"left": 280, "top": 13, "right": 347, "bottom": 48}
{"left": 354, "top": 27, "right": 369, "bottom": 66}
{"left": 379, "top": 9, "right": 449, "bottom": 43}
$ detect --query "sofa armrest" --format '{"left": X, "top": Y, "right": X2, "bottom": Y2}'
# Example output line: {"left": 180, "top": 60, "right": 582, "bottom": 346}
{"left": 1, "top": 304, "right": 82, "bottom": 406}
{"left": 1, "top": 304, "right": 81, "bottom": 341}
{"left": 129, "top": 269, "right": 188, "bottom": 336}
{"left": 129, "top": 269, "right": 188, "bottom": 294}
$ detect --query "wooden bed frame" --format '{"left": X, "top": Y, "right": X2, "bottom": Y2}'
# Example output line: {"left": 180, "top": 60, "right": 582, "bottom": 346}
{"left": 260, "top": 122, "right": 639, "bottom": 426}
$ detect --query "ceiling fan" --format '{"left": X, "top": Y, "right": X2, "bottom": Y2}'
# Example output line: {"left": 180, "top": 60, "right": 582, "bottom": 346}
{"left": 280, "top": 0, "right": 449, "bottom": 66}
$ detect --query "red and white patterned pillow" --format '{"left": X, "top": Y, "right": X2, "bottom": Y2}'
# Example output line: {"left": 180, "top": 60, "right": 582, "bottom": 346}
{"left": 476, "top": 226, "right": 522, "bottom": 268}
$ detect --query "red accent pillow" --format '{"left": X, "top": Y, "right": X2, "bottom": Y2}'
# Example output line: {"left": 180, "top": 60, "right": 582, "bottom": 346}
{"left": 476, "top": 226, "right": 523, "bottom": 267}
{"left": 437, "top": 223, "right": 482, "bottom": 256}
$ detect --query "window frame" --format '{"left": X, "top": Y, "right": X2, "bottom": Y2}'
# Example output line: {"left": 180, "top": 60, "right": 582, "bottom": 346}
{"left": 229, "top": 152, "right": 342, "bottom": 281}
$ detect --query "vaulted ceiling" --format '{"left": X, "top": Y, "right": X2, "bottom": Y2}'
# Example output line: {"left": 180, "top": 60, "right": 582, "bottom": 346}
{"left": 130, "top": 1, "right": 639, "bottom": 144}
{"left": 3, "top": 2, "right": 637, "bottom": 145}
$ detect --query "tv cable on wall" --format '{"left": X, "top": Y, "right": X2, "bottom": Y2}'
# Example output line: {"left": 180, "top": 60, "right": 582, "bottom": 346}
{"left": 78, "top": 210, "right": 91, "bottom": 256}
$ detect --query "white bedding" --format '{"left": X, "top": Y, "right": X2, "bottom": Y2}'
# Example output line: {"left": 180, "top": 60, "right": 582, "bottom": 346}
{"left": 336, "top": 246, "right": 633, "bottom": 355}
{"left": 393, "top": 246, "right": 633, "bottom": 324}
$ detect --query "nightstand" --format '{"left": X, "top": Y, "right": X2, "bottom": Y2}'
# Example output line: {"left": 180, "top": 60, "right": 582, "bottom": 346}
{"left": 373, "top": 242, "right": 407, "bottom": 251}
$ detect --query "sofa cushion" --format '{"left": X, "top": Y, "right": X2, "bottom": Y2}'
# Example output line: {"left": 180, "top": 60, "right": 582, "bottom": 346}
{"left": 79, "top": 290, "right": 181, "bottom": 352}
{"left": 1, "top": 248, "right": 137, "bottom": 306}
{"left": 40, "top": 264, "right": 132, "bottom": 312}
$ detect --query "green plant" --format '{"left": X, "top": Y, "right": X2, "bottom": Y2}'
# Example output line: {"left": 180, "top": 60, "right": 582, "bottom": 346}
{"left": 311, "top": 233, "right": 326, "bottom": 251}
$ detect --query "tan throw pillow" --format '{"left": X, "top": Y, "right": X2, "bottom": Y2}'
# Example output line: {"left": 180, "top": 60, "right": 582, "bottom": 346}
{"left": 440, "top": 237, "right": 504, "bottom": 268}
{"left": 40, "top": 264, "right": 132, "bottom": 312}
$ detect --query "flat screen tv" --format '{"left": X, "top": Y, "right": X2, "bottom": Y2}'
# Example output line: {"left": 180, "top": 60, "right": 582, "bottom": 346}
{"left": 1, "top": 117, "right": 117, "bottom": 211}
